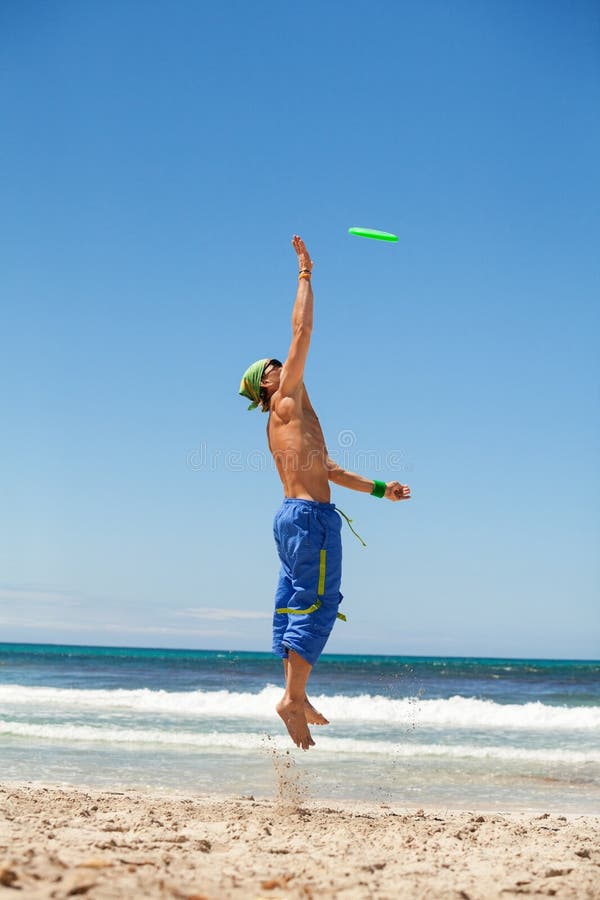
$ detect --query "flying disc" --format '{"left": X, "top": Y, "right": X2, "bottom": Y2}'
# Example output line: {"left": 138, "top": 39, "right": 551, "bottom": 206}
{"left": 348, "top": 227, "right": 398, "bottom": 242}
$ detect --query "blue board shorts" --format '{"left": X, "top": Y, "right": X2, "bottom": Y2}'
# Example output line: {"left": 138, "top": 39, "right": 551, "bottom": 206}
{"left": 272, "top": 498, "right": 344, "bottom": 666}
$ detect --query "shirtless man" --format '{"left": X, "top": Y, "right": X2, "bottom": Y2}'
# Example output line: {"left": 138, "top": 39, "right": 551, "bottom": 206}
{"left": 239, "top": 235, "right": 411, "bottom": 750}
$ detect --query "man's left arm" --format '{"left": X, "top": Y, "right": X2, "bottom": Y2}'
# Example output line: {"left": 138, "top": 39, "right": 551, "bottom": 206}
{"left": 326, "top": 458, "right": 411, "bottom": 502}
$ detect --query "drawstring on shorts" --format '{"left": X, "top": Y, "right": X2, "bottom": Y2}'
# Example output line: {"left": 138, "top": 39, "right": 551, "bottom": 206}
{"left": 335, "top": 507, "right": 367, "bottom": 547}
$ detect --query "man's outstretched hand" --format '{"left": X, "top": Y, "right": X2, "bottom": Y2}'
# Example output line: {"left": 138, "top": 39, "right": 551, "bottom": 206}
{"left": 385, "top": 482, "right": 411, "bottom": 502}
{"left": 292, "top": 234, "right": 313, "bottom": 273}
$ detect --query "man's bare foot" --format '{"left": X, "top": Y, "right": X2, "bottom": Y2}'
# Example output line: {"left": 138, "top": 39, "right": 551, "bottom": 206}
{"left": 291, "top": 234, "right": 313, "bottom": 272}
{"left": 304, "top": 696, "right": 329, "bottom": 725}
{"left": 276, "top": 696, "right": 315, "bottom": 750}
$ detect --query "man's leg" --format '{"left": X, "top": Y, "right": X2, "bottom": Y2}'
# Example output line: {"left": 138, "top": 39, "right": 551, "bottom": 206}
{"left": 276, "top": 649, "right": 315, "bottom": 750}
{"left": 273, "top": 501, "right": 341, "bottom": 747}
{"left": 282, "top": 657, "right": 329, "bottom": 726}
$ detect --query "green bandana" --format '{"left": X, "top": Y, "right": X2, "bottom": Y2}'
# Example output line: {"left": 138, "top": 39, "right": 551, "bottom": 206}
{"left": 239, "top": 358, "right": 269, "bottom": 410}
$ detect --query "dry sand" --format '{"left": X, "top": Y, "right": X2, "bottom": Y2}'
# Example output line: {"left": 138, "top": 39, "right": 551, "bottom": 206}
{"left": 1, "top": 781, "right": 599, "bottom": 899}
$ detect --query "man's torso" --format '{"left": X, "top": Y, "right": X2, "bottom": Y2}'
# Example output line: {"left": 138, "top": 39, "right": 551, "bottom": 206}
{"left": 267, "top": 385, "right": 331, "bottom": 502}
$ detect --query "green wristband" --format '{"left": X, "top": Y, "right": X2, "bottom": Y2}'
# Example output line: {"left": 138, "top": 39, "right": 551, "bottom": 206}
{"left": 371, "top": 479, "right": 386, "bottom": 498}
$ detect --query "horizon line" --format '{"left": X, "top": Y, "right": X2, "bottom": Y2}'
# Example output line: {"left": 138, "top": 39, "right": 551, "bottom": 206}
{"left": 0, "top": 640, "right": 597, "bottom": 664}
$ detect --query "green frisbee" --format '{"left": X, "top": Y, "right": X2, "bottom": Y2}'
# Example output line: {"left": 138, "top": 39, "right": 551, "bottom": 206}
{"left": 348, "top": 226, "right": 398, "bottom": 242}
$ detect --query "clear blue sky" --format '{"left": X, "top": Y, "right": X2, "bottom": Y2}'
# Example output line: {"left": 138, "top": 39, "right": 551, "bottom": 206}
{"left": 1, "top": 1, "right": 598, "bottom": 659}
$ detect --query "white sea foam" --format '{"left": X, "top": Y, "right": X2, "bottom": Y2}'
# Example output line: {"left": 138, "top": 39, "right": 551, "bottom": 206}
{"left": 1, "top": 719, "right": 599, "bottom": 764}
{"left": 1, "top": 684, "right": 599, "bottom": 730}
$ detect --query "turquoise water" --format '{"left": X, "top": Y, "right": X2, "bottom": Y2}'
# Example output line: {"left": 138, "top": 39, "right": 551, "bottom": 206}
{"left": 1, "top": 642, "right": 598, "bottom": 811}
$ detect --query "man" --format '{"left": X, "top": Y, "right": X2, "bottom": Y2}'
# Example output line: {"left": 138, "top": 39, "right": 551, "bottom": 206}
{"left": 239, "top": 235, "right": 411, "bottom": 751}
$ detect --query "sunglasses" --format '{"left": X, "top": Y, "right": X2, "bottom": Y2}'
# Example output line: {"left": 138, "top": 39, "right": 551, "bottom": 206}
{"left": 263, "top": 359, "right": 283, "bottom": 378}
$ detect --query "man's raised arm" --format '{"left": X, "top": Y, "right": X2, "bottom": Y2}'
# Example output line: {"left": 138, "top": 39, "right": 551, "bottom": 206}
{"left": 278, "top": 235, "right": 313, "bottom": 398}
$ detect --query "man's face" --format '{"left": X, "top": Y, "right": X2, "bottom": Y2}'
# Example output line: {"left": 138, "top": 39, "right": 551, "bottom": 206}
{"left": 261, "top": 360, "right": 281, "bottom": 393}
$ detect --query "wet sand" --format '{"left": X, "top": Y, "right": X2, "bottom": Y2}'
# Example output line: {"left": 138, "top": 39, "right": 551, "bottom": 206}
{"left": 1, "top": 782, "right": 599, "bottom": 899}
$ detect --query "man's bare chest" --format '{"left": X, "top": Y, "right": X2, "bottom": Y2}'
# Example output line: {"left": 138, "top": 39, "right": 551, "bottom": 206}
{"left": 267, "top": 407, "right": 325, "bottom": 452}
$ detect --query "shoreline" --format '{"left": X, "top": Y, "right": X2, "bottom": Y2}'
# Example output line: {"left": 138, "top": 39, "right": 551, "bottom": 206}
{"left": 3, "top": 776, "right": 599, "bottom": 819}
{"left": 2, "top": 781, "right": 599, "bottom": 898}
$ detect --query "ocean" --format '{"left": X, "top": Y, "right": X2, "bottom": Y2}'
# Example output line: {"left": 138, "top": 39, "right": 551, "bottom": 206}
{"left": 1, "top": 642, "right": 599, "bottom": 812}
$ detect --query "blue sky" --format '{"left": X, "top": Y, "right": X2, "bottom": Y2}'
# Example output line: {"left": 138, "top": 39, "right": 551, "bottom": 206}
{"left": 1, "top": 1, "right": 598, "bottom": 658}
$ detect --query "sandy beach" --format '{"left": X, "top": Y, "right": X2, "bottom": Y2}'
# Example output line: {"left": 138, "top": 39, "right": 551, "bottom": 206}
{"left": 1, "top": 782, "right": 598, "bottom": 900}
